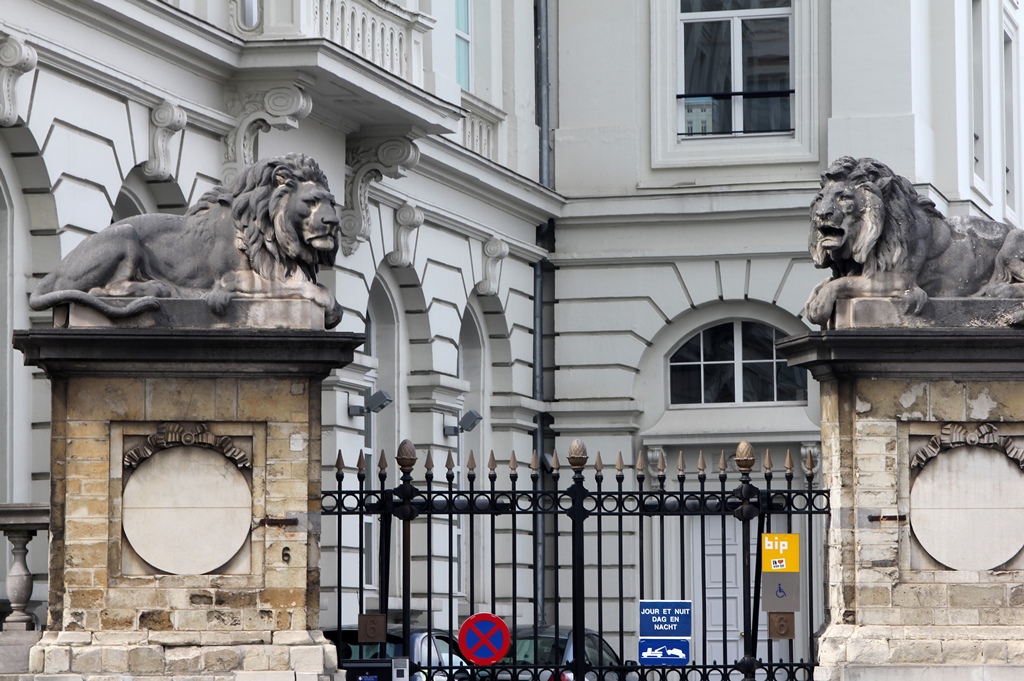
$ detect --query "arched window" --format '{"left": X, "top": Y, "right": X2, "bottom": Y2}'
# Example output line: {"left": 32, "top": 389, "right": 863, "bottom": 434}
{"left": 669, "top": 320, "right": 807, "bottom": 405}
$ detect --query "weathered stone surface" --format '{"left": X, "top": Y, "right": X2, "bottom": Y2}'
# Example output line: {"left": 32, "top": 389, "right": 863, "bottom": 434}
{"left": 127, "top": 646, "right": 164, "bottom": 673}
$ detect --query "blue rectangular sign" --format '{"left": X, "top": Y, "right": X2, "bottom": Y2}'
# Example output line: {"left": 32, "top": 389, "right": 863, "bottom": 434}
{"left": 639, "top": 600, "right": 693, "bottom": 638}
{"left": 638, "top": 638, "right": 690, "bottom": 666}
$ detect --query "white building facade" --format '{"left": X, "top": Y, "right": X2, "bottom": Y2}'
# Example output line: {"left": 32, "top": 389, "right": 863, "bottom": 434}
{"left": 0, "top": 0, "right": 1020, "bottom": 657}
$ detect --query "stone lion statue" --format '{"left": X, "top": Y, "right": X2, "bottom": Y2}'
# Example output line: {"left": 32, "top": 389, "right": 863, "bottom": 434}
{"left": 30, "top": 153, "right": 343, "bottom": 328}
{"left": 804, "top": 156, "right": 1024, "bottom": 325}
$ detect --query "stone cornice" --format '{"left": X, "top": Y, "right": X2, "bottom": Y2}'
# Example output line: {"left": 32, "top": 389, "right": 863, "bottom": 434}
{"left": 778, "top": 328, "right": 1024, "bottom": 381}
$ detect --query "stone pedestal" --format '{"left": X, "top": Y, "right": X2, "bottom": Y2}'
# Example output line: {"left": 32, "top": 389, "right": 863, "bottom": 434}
{"left": 780, "top": 309, "right": 1024, "bottom": 680}
{"left": 13, "top": 309, "right": 362, "bottom": 681}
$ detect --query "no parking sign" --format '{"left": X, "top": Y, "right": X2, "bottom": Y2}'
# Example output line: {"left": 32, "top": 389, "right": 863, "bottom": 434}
{"left": 458, "top": 613, "right": 511, "bottom": 665}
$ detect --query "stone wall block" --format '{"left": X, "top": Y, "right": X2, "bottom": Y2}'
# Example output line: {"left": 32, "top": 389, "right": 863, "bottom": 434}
{"left": 55, "top": 632, "right": 93, "bottom": 646}
{"left": 207, "top": 609, "right": 243, "bottom": 629}
{"left": 99, "top": 646, "right": 129, "bottom": 673}
{"left": 127, "top": 645, "right": 166, "bottom": 673}
{"left": 967, "top": 383, "right": 1024, "bottom": 420}
{"left": 91, "top": 632, "right": 148, "bottom": 645}
{"left": 238, "top": 379, "right": 306, "bottom": 421}
{"left": 856, "top": 586, "right": 892, "bottom": 607}
{"left": 289, "top": 645, "right": 325, "bottom": 673}
{"left": 900, "top": 607, "right": 948, "bottom": 626}
{"left": 202, "top": 646, "right": 242, "bottom": 671}
{"left": 268, "top": 645, "right": 291, "bottom": 670}
{"left": 892, "top": 583, "right": 948, "bottom": 608}
{"left": 67, "top": 377, "right": 146, "bottom": 421}
{"left": 66, "top": 438, "right": 110, "bottom": 461}
{"left": 165, "top": 646, "right": 204, "bottom": 674}
{"left": 941, "top": 640, "right": 985, "bottom": 664}
{"left": 145, "top": 377, "right": 217, "bottom": 420}
{"left": 241, "top": 645, "right": 271, "bottom": 670}
{"left": 70, "top": 646, "right": 103, "bottom": 673}
{"left": 979, "top": 608, "right": 1024, "bottom": 626}
{"left": 889, "top": 639, "right": 942, "bottom": 664}
{"left": 149, "top": 631, "right": 202, "bottom": 646}
{"left": 854, "top": 378, "right": 928, "bottom": 419}
{"left": 927, "top": 381, "right": 966, "bottom": 421}
{"left": 99, "top": 608, "right": 135, "bottom": 630}
{"left": 949, "top": 584, "right": 1006, "bottom": 608}
{"left": 844, "top": 636, "right": 890, "bottom": 665}
{"left": 139, "top": 610, "right": 174, "bottom": 631}
{"left": 44, "top": 646, "right": 72, "bottom": 673}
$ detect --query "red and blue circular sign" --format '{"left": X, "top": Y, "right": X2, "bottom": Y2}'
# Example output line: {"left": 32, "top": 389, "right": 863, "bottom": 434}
{"left": 458, "top": 613, "right": 510, "bottom": 665}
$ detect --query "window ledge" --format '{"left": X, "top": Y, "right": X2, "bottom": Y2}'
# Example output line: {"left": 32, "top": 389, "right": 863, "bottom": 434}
{"left": 641, "top": 403, "right": 819, "bottom": 447}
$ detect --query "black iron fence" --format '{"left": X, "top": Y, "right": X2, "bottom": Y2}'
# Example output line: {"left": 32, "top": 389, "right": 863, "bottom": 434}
{"left": 320, "top": 439, "right": 829, "bottom": 681}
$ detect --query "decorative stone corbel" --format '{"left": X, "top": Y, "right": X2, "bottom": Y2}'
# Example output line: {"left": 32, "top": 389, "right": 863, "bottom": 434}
{"left": 912, "top": 422, "right": 1024, "bottom": 469}
{"left": 0, "top": 36, "right": 38, "bottom": 127}
{"left": 386, "top": 201, "right": 424, "bottom": 268}
{"left": 223, "top": 84, "right": 312, "bottom": 183}
{"left": 142, "top": 100, "right": 187, "bottom": 181}
{"left": 475, "top": 237, "right": 509, "bottom": 296}
{"left": 340, "top": 137, "right": 421, "bottom": 256}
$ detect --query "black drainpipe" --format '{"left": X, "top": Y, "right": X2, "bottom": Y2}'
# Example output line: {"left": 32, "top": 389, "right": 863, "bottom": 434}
{"left": 534, "top": 0, "right": 554, "bottom": 628}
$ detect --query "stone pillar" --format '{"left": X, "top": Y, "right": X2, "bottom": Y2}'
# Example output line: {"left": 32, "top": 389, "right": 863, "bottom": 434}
{"left": 779, "top": 300, "right": 1024, "bottom": 681}
{"left": 13, "top": 306, "right": 362, "bottom": 681}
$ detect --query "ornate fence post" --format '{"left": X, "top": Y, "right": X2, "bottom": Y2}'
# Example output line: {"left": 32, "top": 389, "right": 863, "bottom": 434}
{"left": 566, "top": 439, "right": 590, "bottom": 681}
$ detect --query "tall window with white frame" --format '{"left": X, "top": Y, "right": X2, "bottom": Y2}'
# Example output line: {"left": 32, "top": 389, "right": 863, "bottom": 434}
{"left": 677, "top": 0, "right": 793, "bottom": 137}
{"left": 669, "top": 321, "right": 807, "bottom": 405}
{"left": 1003, "top": 26, "right": 1017, "bottom": 214}
{"left": 455, "top": 0, "right": 472, "bottom": 90}
{"left": 972, "top": 0, "right": 988, "bottom": 183}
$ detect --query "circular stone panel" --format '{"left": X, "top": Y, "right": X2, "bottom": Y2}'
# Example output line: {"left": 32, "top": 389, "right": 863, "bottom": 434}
{"left": 122, "top": 446, "right": 252, "bottom": 575}
{"left": 910, "top": 446, "right": 1024, "bottom": 571}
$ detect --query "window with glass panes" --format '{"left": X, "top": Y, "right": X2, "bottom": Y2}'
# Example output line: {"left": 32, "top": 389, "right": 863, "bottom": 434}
{"left": 455, "top": 0, "right": 471, "bottom": 90}
{"left": 678, "top": 0, "right": 792, "bottom": 136}
{"left": 669, "top": 321, "right": 807, "bottom": 404}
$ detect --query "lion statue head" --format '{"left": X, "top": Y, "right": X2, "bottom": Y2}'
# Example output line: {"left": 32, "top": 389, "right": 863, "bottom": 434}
{"left": 188, "top": 153, "right": 339, "bottom": 284}
{"left": 809, "top": 156, "right": 942, "bottom": 278}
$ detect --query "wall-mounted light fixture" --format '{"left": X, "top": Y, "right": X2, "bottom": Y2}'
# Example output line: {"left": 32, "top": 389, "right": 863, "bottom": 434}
{"left": 443, "top": 410, "right": 483, "bottom": 437}
{"left": 348, "top": 390, "right": 393, "bottom": 417}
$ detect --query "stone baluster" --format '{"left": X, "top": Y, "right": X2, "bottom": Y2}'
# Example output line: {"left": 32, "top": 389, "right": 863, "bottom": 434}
{"left": 0, "top": 504, "right": 48, "bottom": 631}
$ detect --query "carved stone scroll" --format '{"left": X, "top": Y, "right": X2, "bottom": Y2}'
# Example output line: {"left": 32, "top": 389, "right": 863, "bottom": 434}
{"left": 912, "top": 422, "right": 1024, "bottom": 469}
{"left": 475, "top": 237, "right": 509, "bottom": 296}
{"left": 386, "top": 200, "right": 423, "bottom": 268}
{"left": 124, "top": 422, "right": 251, "bottom": 468}
{"left": 340, "top": 137, "right": 420, "bottom": 256}
{"left": 223, "top": 84, "right": 312, "bottom": 183}
{"left": 0, "top": 36, "right": 38, "bottom": 127}
{"left": 143, "top": 100, "right": 187, "bottom": 181}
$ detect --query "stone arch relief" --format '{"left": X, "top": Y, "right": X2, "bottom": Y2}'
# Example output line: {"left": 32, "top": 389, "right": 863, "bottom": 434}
{"left": 910, "top": 423, "right": 1024, "bottom": 571}
{"left": 121, "top": 422, "right": 253, "bottom": 576}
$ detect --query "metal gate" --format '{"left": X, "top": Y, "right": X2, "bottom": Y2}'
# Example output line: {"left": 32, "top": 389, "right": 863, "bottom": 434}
{"left": 320, "top": 439, "right": 830, "bottom": 681}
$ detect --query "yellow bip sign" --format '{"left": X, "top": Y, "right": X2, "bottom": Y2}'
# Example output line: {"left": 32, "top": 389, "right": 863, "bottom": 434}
{"left": 761, "top": 533, "right": 800, "bottom": 573}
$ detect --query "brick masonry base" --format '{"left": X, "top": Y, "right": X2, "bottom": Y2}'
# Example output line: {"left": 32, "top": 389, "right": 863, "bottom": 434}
{"left": 27, "top": 629, "right": 338, "bottom": 681}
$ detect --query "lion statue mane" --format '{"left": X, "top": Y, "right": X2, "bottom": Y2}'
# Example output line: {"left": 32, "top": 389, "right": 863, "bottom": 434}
{"left": 30, "top": 153, "right": 343, "bottom": 328}
{"left": 804, "top": 156, "right": 1024, "bottom": 325}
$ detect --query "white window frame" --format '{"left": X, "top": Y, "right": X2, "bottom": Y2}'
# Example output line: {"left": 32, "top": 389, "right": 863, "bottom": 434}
{"left": 455, "top": 0, "right": 472, "bottom": 91}
{"left": 650, "top": 0, "right": 818, "bottom": 167}
{"left": 1002, "top": 10, "right": 1020, "bottom": 223}
{"left": 971, "top": 0, "right": 993, "bottom": 197}
{"left": 667, "top": 319, "right": 808, "bottom": 408}
{"left": 677, "top": 5, "right": 793, "bottom": 138}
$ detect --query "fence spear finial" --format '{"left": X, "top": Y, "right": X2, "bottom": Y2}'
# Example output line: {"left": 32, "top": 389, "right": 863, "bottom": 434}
{"left": 718, "top": 450, "right": 727, "bottom": 474}
{"left": 615, "top": 451, "right": 625, "bottom": 474}
{"left": 764, "top": 448, "right": 773, "bottom": 473}
{"left": 697, "top": 450, "right": 706, "bottom": 474}
{"left": 678, "top": 450, "right": 685, "bottom": 475}
{"left": 466, "top": 450, "right": 477, "bottom": 473}
{"left": 488, "top": 450, "right": 497, "bottom": 474}
{"left": 334, "top": 449, "right": 344, "bottom": 472}
{"left": 785, "top": 449, "right": 794, "bottom": 474}
{"left": 509, "top": 450, "right": 518, "bottom": 472}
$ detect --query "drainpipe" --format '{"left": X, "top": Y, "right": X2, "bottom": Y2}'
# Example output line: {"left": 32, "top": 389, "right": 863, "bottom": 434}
{"left": 535, "top": 0, "right": 552, "bottom": 188}
{"left": 534, "top": 0, "right": 554, "bottom": 628}
{"left": 533, "top": 220, "right": 554, "bottom": 627}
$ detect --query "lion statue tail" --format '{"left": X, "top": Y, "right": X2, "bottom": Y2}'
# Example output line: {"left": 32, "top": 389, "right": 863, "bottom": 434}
{"left": 29, "top": 290, "right": 162, "bottom": 318}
